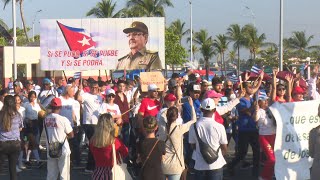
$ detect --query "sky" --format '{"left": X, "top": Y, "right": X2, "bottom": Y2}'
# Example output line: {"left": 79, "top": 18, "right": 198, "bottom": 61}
{"left": 1, "top": 0, "right": 320, "bottom": 60}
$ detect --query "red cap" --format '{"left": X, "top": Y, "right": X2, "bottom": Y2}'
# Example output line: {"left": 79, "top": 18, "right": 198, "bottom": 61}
{"left": 50, "top": 97, "right": 62, "bottom": 107}
{"left": 293, "top": 86, "right": 305, "bottom": 94}
{"left": 205, "top": 90, "right": 223, "bottom": 98}
{"left": 164, "top": 93, "right": 177, "bottom": 102}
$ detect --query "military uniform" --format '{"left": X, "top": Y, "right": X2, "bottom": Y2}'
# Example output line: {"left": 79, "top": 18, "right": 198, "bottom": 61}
{"left": 117, "top": 48, "right": 162, "bottom": 71}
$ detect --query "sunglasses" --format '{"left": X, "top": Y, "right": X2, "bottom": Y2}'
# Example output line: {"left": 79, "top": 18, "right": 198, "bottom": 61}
{"left": 277, "top": 88, "right": 285, "bottom": 91}
{"left": 107, "top": 94, "right": 115, "bottom": 98}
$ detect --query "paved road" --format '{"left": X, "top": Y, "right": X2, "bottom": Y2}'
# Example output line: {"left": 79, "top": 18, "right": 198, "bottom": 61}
{"left": 0, "top": 134, "right": 258, "bottom": 180}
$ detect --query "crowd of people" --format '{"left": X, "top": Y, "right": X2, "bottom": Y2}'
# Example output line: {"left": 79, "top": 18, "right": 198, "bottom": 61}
{"left": 0, "top": 65, "right": 320, "bottom": 180}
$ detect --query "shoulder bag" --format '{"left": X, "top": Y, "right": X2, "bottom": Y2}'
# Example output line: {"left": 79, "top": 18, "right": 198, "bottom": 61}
{"left": 44, "top": 120, "right": 67, "bottom": 158}
{"left": 193, "top": 124, "right": 220, "bottom": 164}
{"left": 141, "top": 139, "right": 159, "bottom": 170}
{"left": 112, "top": 143, "right": 132, "bottom": 180}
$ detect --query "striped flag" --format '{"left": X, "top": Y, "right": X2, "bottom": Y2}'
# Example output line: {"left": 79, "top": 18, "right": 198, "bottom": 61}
{"left": 250, "top": 65, "right": 263, "bottom": 74}
{"left": 228, "top": 75, "right": 239, "bottom": 83}
{"left": 73, "top": 72, "right": 81, "bottom": 79}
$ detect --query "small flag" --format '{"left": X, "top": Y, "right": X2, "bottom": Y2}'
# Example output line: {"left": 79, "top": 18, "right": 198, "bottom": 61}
{"left": 258, "top": 90, "right": 268, "bottom": 100}
{"left": 250, "top": 65, "right": 262, "bottom": 74}
{"left": 74, "top": 72, "right": 81, "bottom": 79}
{"left": 228, "top": 75, "right": 239, "bottom": 83}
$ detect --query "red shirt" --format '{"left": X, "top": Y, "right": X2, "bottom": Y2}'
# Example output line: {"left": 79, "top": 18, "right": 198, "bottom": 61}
{"left": 214, "top": 111, "right": 224, "bottom": 125}
{"left": 89, "top": 138, "right": 128, "bottom": 167}
{"left": 83, "top": 87, "right": 90, "bottom": 93}
{"left": 138, "top": 97, "right": 161, "bottom": 117}
{"left": 275, "top": 96, "right": 287, "bottom": 103}
{"left": 114, "top": 93, "right": 129, "bottom": 124}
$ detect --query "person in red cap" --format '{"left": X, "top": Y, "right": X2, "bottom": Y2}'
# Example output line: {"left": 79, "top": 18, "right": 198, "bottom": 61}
{"left": 44, "top": 97, "right": 74, "bottom": 180}
{"left": 157, "top": 93, "right": 183, "bottom": 125}
{"left": 292, "top": 86, "right": 305, "bottom": 102}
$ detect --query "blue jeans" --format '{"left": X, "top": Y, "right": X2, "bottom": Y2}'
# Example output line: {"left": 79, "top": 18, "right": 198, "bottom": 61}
{"left": 165, "top": 174, "right": 181, "bottom": 180}
{"left": 195, "top": 168, "right": 223, "bottom": 180}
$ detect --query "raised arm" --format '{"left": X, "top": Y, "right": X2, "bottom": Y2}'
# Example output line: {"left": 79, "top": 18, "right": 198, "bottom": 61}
{"left": 271, "top": 68, "right": 278, "bottom": 102}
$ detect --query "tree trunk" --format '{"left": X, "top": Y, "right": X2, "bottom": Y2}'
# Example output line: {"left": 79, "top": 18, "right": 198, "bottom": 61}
{"left": 205, "top": 59, "right": 209, "bottom": 80}
{"left": 19, "top": 0, "right": 29, "bottom": 42}
{"left": 237, "top": 46, "right": 240, "bottom": 76}
{"left": 220, "top": 53, "right": 224, "bottom": 76}
{"left": 172, "top": 64, "right": 175, "bottom": 73}
{"left": 223, "top": 52, "right": 226, "bottom": 76}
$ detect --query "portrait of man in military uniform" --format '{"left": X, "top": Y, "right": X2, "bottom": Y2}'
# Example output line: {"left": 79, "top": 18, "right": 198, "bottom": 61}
{"left": 116, "top": 21, "right": 163, "bottom": 71}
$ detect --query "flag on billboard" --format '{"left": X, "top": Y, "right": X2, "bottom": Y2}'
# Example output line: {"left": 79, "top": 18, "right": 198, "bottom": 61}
{"left": 57, "top": 21, "right": 97, "bottom": 57}
{"left": 73, "top": 72, "right": 81, "bottom": 79}
{"left": 228, "top": 75, "right": 239, "bottom": 83}
{"left": 250, "top": 65, "right": 263, "bottom": 74}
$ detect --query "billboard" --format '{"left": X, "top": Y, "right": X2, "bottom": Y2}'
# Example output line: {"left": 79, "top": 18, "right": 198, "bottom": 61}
{"left": 40, "top": 17, "right": 165, "bottom": 71}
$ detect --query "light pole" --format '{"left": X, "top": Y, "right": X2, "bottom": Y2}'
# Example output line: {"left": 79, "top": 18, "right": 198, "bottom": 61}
{"left": 32, "top": 10, "right": 42, "bottom": 42}
{"left": 279, "top": 0, "right": 283, "bottom": 71}
{"left": 12, "top": 0, "right": 17, "bottom": 80}
{"left": 189, "top": 0, "right": 193, "bottom": 63}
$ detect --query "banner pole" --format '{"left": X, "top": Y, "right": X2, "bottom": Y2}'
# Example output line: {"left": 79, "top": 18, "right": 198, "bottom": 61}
{"left": 62, "top": 70, "right": 67, "bottom": 82}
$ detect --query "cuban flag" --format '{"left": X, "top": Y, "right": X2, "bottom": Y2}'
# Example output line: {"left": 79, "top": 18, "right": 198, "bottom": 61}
{"left": 250, "top": 65, "right": 263, "bottom": 74}
{"left": 228, "top": 74, "right": 239, "bottom": 83}
{"left": 57, "top": 21, "right": 97, "bottom": 57}
{"left": 73, "top": 72, "right": 81, "bottom": 79}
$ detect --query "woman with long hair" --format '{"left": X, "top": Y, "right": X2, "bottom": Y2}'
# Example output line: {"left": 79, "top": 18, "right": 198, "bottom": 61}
{"left": 14, "top": 95, "right": 27, "bottom": 171}
{"left": 0, "top": 95, "right": 23, "bottom": 180}
{"left": 24, "top": 91, "right": 42, "bottom": 166}
{"left": 89, "top": 113, "right": 128, "bottom": 180}
{"left": 157, "top": 97, "right": 196, "bottom": 180}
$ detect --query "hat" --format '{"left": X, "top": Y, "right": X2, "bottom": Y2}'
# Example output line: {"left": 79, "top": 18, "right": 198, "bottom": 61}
{"left": 148, "top": 84, "right": 159, "bottom": 91}
{"left": 43, "top": 78, "right": 51, "bottom": 85}
{"left": 50, "top": 97, "right": 62, "bottom": 107}
{"left": 67, "top": 77, "right": 75, "bottom": 84}
{"left": 201, "top": 98, "right": 216, "bottom": 110}
{"left": 201, "top": 80, "right": 209, "bottom": 85}
{"left": 13, "top": 81, "right": 23, "bottom": 88}
{"left": 205, "top": 90, "right": 223, "bottom": 98}
{"left": 164, "top": 93, "right": 177, "bottom": 102}
{"left": 293, "top": 86, "right": 305, "bottom": 94}
{"left": 258, "top": 91, "right": 269, "bottom": 101}
{"left": 188, "top": 84, "right": 201, "bottom": 92}
{"left": 123, "top": 21, "right": 148, "bottom": 34}
{"left": 106, "top": 88, "right": 116, "bottom": 96}
{"left": 168, "top": 79, "right": 177, "bottom": 88}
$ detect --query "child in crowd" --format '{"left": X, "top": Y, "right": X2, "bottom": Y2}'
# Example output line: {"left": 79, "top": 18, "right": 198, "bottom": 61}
{"left": 137, "top": 116, "right": 165, "bottom": 180}
{"left": 253, "top": 91, "right": 276, "bottom": 180}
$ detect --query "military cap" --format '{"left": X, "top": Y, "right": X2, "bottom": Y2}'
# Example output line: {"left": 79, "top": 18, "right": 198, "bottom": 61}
{"left": 123, "top": 21, "right": 148, "bottom": 34}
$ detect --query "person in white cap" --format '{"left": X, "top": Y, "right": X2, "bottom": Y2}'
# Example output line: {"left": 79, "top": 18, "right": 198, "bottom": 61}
{"left": 99, "top": 88, "right": 122, "bottom": 125}
{"left": 189, "top": 98, "right": 228, "bottom": 180}
{"left": 137, "top": 83, "right": 161, "bottom": 135}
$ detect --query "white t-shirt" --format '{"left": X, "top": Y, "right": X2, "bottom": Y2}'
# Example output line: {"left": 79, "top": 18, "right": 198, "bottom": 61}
{"left": 257, "top": 109, "right": 276, "bottom": 135}
{"left": 59, "top": 96, "right": 77, "bottom": 127}
{"left": 156, "top": 108, "right": 183, "bottom": 125}
{"left": 24, "top": 102, "right": 42, "bottom": 120}
{"left": 44, "top": 113, "right": 73, "bottom": 157}
{"left": 0, "top": 101, "right": 3, "bottom": 110}
{"left": 99, "top": 103, "right": 121, "bottom": 116}
{"left": 73, "top": 100, "right": 81, "bottom": 126}
{"left": 80, "top": 91, "right": 103, "bottom": 125}
{"left": 189, "top": 117, "right": 228, "bottom": 170}
{"left": 18, "top": 106, "right": 26, "bottom": 121}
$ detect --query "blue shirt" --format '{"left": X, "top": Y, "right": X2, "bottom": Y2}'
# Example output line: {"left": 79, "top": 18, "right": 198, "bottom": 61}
{"left": 182, "top": 98, "right": 201, "bottom": 123}
{"left": 0, "top": 113, "right": 23, "bottom": 141}
{"left": 236, "top": 97, "right": 258, "bottom": 132}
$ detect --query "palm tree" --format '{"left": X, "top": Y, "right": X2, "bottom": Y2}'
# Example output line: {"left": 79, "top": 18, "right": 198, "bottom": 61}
{"left": 242, "top": 24, "right": 266, "bottom": 60}
{"left": 169, "top": 19, "right": 189, "bottom": 44}
{"left": 227, "top": 24, "right": 245, "bottom": 75}
{"left": 213, "top": 34, "right": 229, "bottom": 76}
{"left": 193, "top": 29, "right": 215, "bottom": 80}
{"left": 188, "top": 44, "right": 199, "bottom": 61}
{"left": 285, "top": 31, "right": 320, "bottom": 58}
{"left": 126, "top": 0, "right": 173, "bottom": 17}
{"left": 228, "top": 50, "right": 236, "bottom": 67}
{"left": 3, "top": 0, "right": 29, "bottom": 42}
{"left": 86, "top": 0, "right": 122, "bottom": 18}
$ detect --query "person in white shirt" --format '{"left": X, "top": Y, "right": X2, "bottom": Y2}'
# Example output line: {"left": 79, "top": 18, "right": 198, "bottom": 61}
{"left": 24, "top": 91, "right": 43, "bottom": 167}
{"left": 0, "top": 88, "right": 8, "bottom": 110}
{"left": 189, "top": 98, "right": 228, "bottom": 180}
{"left": 76, "top": 80, "right": 103, "bottom": 172}
{"left": 44, "top": 97, "right": 74, "bottom": 180}
{"left": 253, "top": 92, "right": 276, "bottom": 180}
{"left": 59, "top": 84, "right": 82, "bottom": 166}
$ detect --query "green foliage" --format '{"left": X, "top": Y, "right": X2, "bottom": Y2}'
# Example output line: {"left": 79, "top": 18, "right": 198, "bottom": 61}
{"left": 165, "top": 29, "right": 187, "bottom": 69}
{"left": 8, "top": 27, "right": 31, "bottom": 46}
{"left": 86, "top": 0, "right": 122, "bottom": 18}
{"left": 0, "top": 37, "right": 8, "bottom": 46}
{"left": 125, "top": 0, "right": 173, "bottom": 17}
